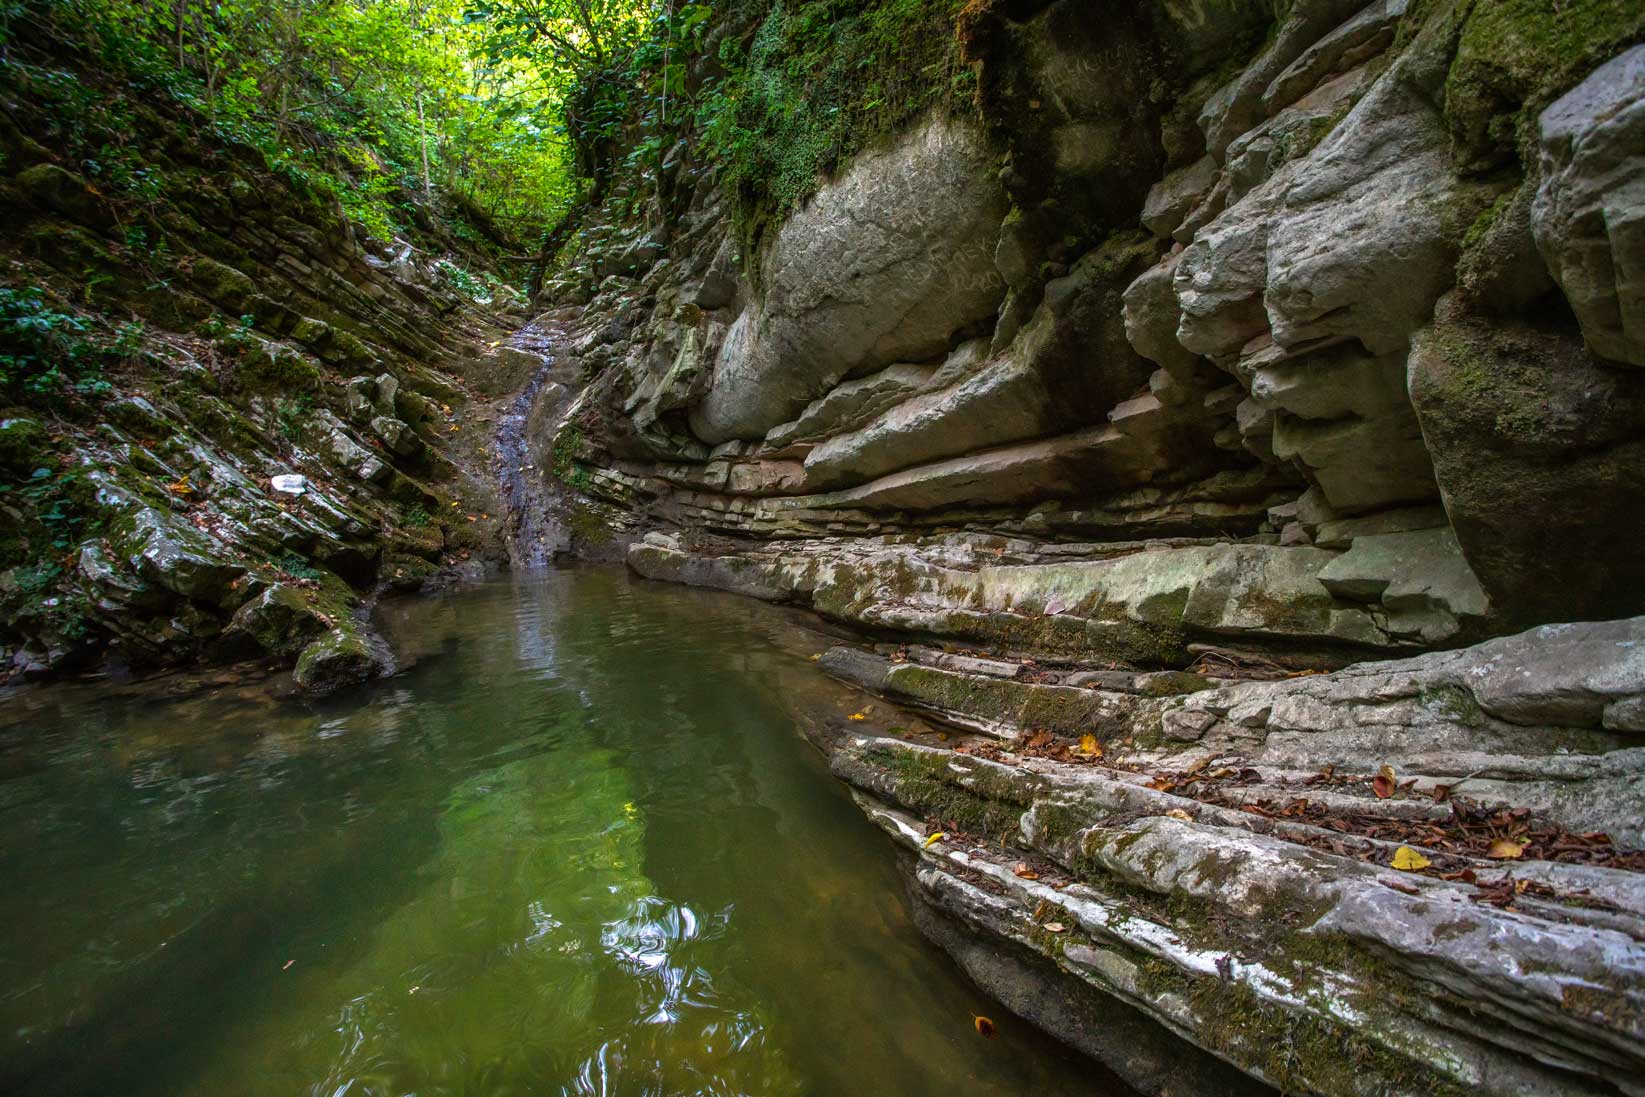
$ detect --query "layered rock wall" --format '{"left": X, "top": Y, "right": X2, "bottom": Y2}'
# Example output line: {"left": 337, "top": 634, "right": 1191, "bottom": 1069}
{"left": 540, "top": 2, "right": 1645, "bottom": 1092}
{"left": 0, "top": 50, "right": 526, "bottom": 688}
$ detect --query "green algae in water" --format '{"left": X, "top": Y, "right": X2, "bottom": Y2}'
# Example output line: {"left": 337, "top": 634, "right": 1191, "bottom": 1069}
{"left": 0, "top": 570, "right": 1119, "bottom": 1097}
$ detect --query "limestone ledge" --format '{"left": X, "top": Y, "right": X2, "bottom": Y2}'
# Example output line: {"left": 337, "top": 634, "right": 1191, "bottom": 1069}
{"left": 626, "top": 528, "right": 1491, "bottom": 663}
{"left": 790, "top": 613, "right": 1645, "bottom": 1097}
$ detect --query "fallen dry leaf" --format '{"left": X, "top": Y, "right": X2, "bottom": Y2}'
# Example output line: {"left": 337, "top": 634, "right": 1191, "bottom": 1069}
{"left": 1042, "top": 922, "right": 1066, "bottom": 933}
{"left": 1077, "top": 733, "right": 1103, "bottom": 758}
{"left": 1487, "top": 838, "right": 1528, "bottom": 860}
{"left": 1165, "top": 808, "right": 1193, "bottom": 821}
{"left": 922, "top": 832, "right": 945, "bottom": 849}
{"left": 1391, "top": 845, "right": 1431, "bottom": 872}
{"left": 1372, "top": 764, "right": 1397, "bottom": 799}
{"left": 847, "top": 712, "right": 867, "bottom": 722}
{"left": 973, "top": 1015, "right": 996, "bottom": 1039}
{"left": 1012, "top": 862, "right": 1039, "bottom": 880}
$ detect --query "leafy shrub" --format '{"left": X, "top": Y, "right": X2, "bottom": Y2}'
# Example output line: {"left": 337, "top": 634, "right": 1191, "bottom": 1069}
{"left": 0, "top": 286, "right": 115, "bottom": 402}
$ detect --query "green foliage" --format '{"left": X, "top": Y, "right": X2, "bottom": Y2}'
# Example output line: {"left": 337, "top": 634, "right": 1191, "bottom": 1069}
{"left": 199, "top": 312, "right": 257, "bottom": 351}
{"left": 273, "top": 550, "right": 322, "bottom": 580}
{"left": 402, "top": 502, "right": 432, "bottom": 528}
{"left": 0, "top": 464, "right": 102, "bottom": 564}
{"left": 697, "top": 0, "right": 974, "bottom": 244}
{"left": 436, "top": 259, "right": 520, "bottom": 305}
{"left": 274, "top": 395, "right": 313, "bottom": 441}
{"left": 0, "top": 286, "right": 118, "bottom": 403}
{"left": 6, "top": 0, "right": 581, "bottom": 244}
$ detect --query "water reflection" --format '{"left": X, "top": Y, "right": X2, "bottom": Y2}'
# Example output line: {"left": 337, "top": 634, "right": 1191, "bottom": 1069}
{"left": 0, "top": 569, "right": 1116, "bottom": 1097}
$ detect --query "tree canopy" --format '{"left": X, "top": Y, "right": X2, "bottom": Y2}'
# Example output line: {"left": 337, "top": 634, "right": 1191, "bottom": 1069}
{"left": 0, "top": 0, "right": 686, "bottom": 246}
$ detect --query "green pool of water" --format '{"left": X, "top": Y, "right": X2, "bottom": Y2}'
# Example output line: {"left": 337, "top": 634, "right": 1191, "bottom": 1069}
{"left": 0, "top": 569, "right": 1121, "bottom": 1096}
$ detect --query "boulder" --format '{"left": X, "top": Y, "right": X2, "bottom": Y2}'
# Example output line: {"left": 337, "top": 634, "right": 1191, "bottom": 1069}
{"left": 1260, "top": 0, "right": 1408, "bottom": 116}
{"left": 763, "top": 363, "right": 934, "bottom": 450}
{"left": 0, "top": 415, "right": 46, "bottom": 474}
{"left": 1315, "top": 526, "right": 1490, "bottom": 642}
{"left": 689, "top": 118, "right": 1008, "bottom": 442}
{"left": 803, "top": 233, "right": 1161, "bottom": 489}
{"left": 1532, "top": 45, "right": 1645, "bottom": 368}
{"left": 370, "top": 415, "right": 422, "bottom": 458}
{"left": 293, "top": 622, "right": 379, "bottom": 694}
{"left": 1408, "top": 296, "right": 1645, "bottom": 625}
{"left": 16, "top": 162, "right": 114, "bottom": 228}
{"left": 312, "top": 411, "right": 390, "bottom": 483}
{"left": 1141, "top": 156, "right": 1219, "bottom": 238}
{"left": 1122, "top": 253, "right": 1201, "bottom": 379}
{"left": 1197, "top": 0, "right": 1368, "bottom": 159}
{"left": 188, "top": 257, "right": 258, "bottom": 313}
{"left": 1262, "top": 74, "right": 1485, "bottom": 354}
{"left": 225, "top": 582, "right": 329, "bottom": 655}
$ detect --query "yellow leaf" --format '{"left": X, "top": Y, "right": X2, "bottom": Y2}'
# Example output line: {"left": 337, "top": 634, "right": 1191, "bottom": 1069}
{"left": 1391, "top": 846, "right": 1431, "bottom": 872}
{"left": 972, "top": 1015, "right": 996, "bottom": 1039}
{"left": 808, "top": 653, "right": 822, "bottom": 661}
{"left": 1487, "top": 838, "right": 1527, "bottom": 860}
{"left": 847, "top": 712, "right": 867, "bottom": 722}
{"left": 1165, "top": 808, "right": 1193, "bottom": 821}
{"left": 922, "top": 832, "right": 945, "bottom": 849}
{"left": 1077, "top": 733, "right": 1102, "bottom": 758}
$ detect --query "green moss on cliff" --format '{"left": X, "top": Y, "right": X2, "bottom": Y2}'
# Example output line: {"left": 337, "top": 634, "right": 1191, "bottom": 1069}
{"left": 1444, "top": 0, "right": 1645, "bottom": 173}
{"left": 701, "top": 0, "right": 978, "bottom": 265}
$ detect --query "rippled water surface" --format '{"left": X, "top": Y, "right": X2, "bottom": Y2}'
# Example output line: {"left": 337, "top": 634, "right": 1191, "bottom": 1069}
{"left": 0, "top": 569, "right": 1118, "bottom": 1097}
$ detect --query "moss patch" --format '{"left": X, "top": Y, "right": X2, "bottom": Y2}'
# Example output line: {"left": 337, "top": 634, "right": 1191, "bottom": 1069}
{"left": 700, "top": 0, "right": 978, "bottom": 270}
{"left": 1444, "top": 0, "right": 1645, "bottom": 173}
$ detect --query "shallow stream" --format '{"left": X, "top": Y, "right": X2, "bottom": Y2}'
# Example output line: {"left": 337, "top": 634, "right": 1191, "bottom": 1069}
{"left": 0, "top": 569, "right": 1122, "bottom": 1096}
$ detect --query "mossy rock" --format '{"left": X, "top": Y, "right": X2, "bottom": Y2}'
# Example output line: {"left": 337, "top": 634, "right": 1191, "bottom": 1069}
{"left": 238, "top": 342, "right": 320, "bottom": 390}
{"left": 293, "top": 622, "right": 376, "bottom": 694}
{"left": 380, "top": 552, "right": 439, "bottom": 591}
{"left": 1444, "top": 0, "right": 1645, "bottom": 173}
{"left": 0, "top": 413, "right": 47, "bottom": 475}
{"left": 225, "top": 582, "right": 329, "bottom": 655}
{"left": 188, "top": 257, "right": 258, "bottom": 312}
{"left": 16, "top": 163, "right": 112, "bottom": 227}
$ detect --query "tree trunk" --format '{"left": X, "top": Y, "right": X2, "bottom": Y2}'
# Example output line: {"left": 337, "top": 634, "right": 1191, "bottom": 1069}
{"left": 526, "top": 204, "right": 588, "bottom": 308}
{"left": 416, "top": 91, "right": 432, "bottom": 197}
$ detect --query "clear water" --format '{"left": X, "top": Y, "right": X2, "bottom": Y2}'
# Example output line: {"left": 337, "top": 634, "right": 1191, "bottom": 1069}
{"left": 0, "top": 569, "right": 1120, "bottom": 1097}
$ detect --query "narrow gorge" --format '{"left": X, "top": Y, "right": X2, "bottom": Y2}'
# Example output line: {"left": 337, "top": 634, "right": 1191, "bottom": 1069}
{"left": 3, "top": 1, "right": 1644, "bottom": 1095}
